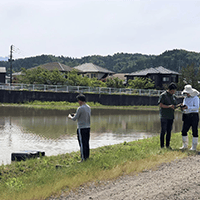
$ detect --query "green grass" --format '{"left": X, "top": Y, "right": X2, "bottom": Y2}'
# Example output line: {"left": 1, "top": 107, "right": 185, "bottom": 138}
{"left": 1, "top": 100, "right": 158, "bottom": 111}
{"left": 0, "top": 131, "right": 198, "bottom": 200}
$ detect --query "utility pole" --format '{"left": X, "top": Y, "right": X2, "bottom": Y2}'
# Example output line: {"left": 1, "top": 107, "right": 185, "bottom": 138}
{"left": 8, "top": 45, "right": 14, "bottom": 84}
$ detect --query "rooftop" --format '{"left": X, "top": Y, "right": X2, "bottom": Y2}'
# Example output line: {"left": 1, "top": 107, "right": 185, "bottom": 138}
{"left": 127, "top": 66, "right": 179, "bottom": 76}
{"left": 109, "top": 73, "right": 128, "bottom": 80}
{"left": 32, "top": 62, "right": 74, "bottom": 72}
{"left": 74, "top": 63, "right": 115, "bottom": 74}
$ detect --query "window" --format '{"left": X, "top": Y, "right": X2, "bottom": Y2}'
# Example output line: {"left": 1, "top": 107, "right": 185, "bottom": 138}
{"left": 91, "top": 73, "right": 96, "bottom": 78}
{"left": 171, "top": 75, "right": 176, "bottom": 82}
{"left": 163, "top": 77, "right": 169, "bottom": 82}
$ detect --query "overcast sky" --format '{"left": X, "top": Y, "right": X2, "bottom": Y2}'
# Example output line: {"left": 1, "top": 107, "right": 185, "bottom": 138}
{"left": 1, "top": 0, "right": 200, "bottom": 59}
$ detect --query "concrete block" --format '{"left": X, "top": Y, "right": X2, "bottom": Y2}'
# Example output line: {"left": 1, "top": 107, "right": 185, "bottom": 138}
{"left": 11, "top": 150, "right": 45, "bottom": 161}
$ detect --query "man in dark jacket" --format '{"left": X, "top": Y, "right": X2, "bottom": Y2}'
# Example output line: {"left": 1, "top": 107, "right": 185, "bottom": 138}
{"left": 158, "top": 83, "right": 177, "bottom": 148}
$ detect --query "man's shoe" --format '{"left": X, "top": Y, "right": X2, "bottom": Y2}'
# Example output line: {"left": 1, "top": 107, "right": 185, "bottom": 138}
{"left": 166, "top": 146, "right": 172, "bottom": 150}
{"left": 77, "top": 159, "right": 83, "bottom": 163}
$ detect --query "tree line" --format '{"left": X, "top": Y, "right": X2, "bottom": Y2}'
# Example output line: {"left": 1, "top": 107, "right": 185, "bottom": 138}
{"left": 2, "top": 49, "right": 200, "bottom": 90}
{"left": 1, "top": 49, "right": 200, "bottom": 74}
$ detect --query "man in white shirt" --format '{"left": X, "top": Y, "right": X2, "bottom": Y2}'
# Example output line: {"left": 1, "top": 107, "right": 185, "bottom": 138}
{"left": 68, "top": 94, "right": 91, "bottom": 162}
{"left": 180, "top": 85, "right": 199, "bottom": 150}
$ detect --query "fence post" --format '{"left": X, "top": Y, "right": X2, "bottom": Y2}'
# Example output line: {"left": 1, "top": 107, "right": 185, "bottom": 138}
{"left": 89, "top": 87, "right": 90, "bottom": 93}
{"left": 99, "top": 87, "right": 101, "bottom": 94}
{"left": 109, "top": 88, "right": 111, "bottom": 94}
{"left": 44, "top": 85, "right": 46, "bottom": 91}
{"left": 66, "top": 86, "right": 68, "bottom": 92}
{"left": 33, "top": 84, "right": 34, "bottom": 91}
{"left": 139, "top": 89, "right": 141, "bottom": 95}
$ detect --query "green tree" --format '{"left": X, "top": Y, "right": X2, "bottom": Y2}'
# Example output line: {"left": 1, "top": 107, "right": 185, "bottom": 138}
{"left": 66, "top": 70, "right": 83, "bottom": 86}
{"left": 79, "top": 76, "right": 91, "bottom": 86}
{"left": 177, "top": 63, "right": 200, "bottom": 91}
{"left": 18, "top": 68, "right": 39, "bottom": 84}
{"left": 48, "top": 69, "right": 66, "bottom": 85}
{"left": 106, "top": 77, "right": 125, "bottom": 88}
{"left": 66, "top": 70, "right": 107, "bottom": 87}
{"left": 105, "top": 78, "right": 115, "bottom": 88}
{"left": 90, "top": 78, "right": 106, "bottom": 87}
{"left": 35, "top": 67, "right": 50, "bottom": 84}
{"left": 128, "top": 77, "right": 155, "bottom": 89}
{"left": 18, "top": 67, "right": 66, "bottom": 85}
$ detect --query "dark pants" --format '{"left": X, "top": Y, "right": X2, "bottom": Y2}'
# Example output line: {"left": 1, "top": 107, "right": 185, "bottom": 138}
{"left": 77, "top": 128, "right": 90, "bottom": 160}
{"left": 182, "top": 113, "right": 199, "bottom": 137}
{"left": 160, "top": 118, "right": 174, "bottom": 148}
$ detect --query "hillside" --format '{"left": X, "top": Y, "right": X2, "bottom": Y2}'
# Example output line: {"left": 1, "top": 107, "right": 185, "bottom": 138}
{"left": 0, "top": 49, "right": 200, "bottom": 73}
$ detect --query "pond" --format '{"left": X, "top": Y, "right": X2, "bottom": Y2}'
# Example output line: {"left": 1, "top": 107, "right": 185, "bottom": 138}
{"left": 0, "top": 106, "right": 185, "bottom": 165}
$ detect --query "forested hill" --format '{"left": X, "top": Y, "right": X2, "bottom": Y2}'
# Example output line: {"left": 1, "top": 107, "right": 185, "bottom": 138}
{"left": 1, "top": 49, "right": 200, "bottom": 73}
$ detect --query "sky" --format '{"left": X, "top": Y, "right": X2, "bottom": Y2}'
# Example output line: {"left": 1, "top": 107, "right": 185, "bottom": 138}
{"left": 1, "top": 0, "right": 200, "bottom": 59}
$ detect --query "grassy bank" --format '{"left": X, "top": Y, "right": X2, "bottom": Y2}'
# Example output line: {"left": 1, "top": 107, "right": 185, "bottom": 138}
{"left": 0, "top": 132, "right": 198, "bottom": 200}
{"left": 1, "top": 100, "right": 159, "bottom": 111}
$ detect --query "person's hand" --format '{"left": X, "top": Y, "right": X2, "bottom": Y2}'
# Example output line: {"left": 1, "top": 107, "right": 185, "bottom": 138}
{"left": 68, "top": 114, "right": 72, "bottom": 119}
{"left": 168, "top": 105, "right": 175, "bottom": 109}
{"left": 183, "top": 105, "right": 188, "bottom": 109}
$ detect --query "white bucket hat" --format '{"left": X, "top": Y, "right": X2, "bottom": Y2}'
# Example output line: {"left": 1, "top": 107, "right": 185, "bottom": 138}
{"left": 182, "top": 85, "right": 199, "bottom": 96}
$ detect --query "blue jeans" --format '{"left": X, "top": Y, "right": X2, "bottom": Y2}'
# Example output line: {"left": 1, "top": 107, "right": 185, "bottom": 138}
{"left": 160, "top": 118, "right": 174, "bottom": 148}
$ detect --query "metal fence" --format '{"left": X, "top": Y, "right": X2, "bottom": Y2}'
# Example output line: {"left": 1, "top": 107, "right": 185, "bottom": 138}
{"left": 0, "top": 83, "right": 182, "bottom": 96}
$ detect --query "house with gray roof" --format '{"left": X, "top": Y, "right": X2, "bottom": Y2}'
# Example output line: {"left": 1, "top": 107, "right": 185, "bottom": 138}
{"left": 12, "top": 62, "right": 77, "bottom": 83}
{"left": 74, "top": 63, "right": 115, "bottom": 80}
{"left": 32, "top": 62, "right": 74, "bottom": 73}
{"left": 125, "top": 66, "right": 179, "bottom": 89}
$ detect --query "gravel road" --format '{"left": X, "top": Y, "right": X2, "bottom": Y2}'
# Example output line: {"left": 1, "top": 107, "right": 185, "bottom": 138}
{"left": 48, "top": 155, "right": 200, "bottom": 200}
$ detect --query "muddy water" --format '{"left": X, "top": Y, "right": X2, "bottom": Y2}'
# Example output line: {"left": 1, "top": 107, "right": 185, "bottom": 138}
{"left": 0, "top": 106, "right": 184, "bottom": 165}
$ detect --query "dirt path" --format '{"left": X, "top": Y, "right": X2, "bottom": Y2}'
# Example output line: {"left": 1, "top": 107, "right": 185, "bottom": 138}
{"left": 49, "top": 155, "right": 200, "bottom": 200}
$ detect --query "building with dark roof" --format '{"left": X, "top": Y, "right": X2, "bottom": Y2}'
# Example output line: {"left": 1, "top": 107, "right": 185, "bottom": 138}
{"left": 74, "top": 63, "right": 115, "bottom": 80}
{"left": 125, "top": 66, "right": 179, "bottom": 89}
{"left": 0, "top": 67, "right": 6, "bottom": 83}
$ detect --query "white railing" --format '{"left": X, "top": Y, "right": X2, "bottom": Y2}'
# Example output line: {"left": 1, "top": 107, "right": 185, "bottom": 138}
{"left": 0, "top": 83, "right": 182, "bottom": 96}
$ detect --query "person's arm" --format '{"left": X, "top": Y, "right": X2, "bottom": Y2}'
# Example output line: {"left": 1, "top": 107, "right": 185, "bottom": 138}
{"left": 68, "top": 107, "right": 81, "bottom": 121}
{"left": 158, "top": 93, "right": 174, "bottom": 109}
{"left": 159, "top": 103, "right": 175, "bottom": 109}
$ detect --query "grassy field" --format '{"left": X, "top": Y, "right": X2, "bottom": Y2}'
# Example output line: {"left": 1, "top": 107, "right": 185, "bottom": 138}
{"left": 1, "top": 100, "right": 159, "bottom": 111}
{"left": 0, "top": 130, "right": 198, "bottom": 200}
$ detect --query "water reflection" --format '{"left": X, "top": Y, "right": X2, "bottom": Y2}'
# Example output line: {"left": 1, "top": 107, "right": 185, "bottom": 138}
{"left": 0, "top": 106, "right": 186, "bottom": 165}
